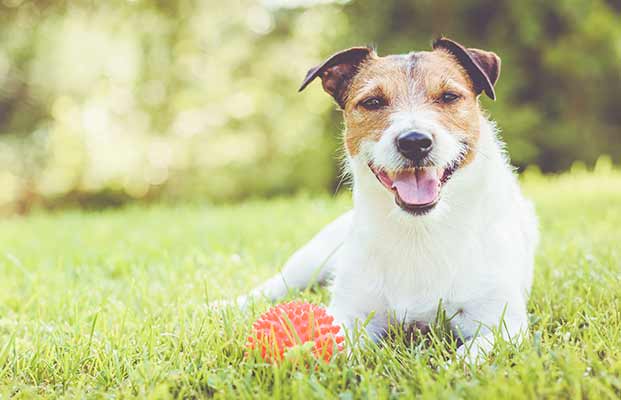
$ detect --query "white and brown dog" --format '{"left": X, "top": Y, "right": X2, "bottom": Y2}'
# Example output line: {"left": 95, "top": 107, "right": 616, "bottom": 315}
{"left": 226, "top": 38, "right": 538, "bottom": 361}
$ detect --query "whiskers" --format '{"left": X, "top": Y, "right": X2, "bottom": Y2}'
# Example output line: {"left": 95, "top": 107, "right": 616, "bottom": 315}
{"left": 333, "top": 146, "right": 353, "bottom": 196}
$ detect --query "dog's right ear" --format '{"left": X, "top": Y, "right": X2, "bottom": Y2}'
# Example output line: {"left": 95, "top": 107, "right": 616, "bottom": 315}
{"left": 298, "top": 47, "right": 374, "bottom": 108}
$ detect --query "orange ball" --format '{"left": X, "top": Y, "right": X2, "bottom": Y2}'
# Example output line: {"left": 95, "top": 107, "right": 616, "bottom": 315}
{"left": 246, "top": 301, "right": 344, "bottom": 363}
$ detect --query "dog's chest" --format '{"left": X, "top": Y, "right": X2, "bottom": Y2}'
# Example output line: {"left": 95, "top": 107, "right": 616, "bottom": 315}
{"left": 344, "top": 218, "right": 491, "bottom": 323}
{"left": 380, "top": 248, "right": 467, "bottom": 323}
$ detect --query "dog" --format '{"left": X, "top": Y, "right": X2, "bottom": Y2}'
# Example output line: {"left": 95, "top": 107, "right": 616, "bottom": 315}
{"left": 224, "top": 38, "right": 538, "bottom": 361}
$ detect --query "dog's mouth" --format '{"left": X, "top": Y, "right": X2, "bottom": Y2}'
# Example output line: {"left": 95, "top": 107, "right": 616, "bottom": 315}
{"left": 368, "top": 162, "right": 457, "bottom": 215}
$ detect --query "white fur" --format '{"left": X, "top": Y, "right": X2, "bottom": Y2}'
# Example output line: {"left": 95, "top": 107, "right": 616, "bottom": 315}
{"left": 368, "top": 110, "right": 464, "bottom": 172}
{"left": 229, "top": 114, "right": 538, "bottom": 362}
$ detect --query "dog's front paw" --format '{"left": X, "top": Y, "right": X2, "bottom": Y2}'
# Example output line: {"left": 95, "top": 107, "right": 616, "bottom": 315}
{"left": 456, "top": 343, "right": 480, "bottom": 364}
{"left": 208, "top": 295, "right": 249, "bottom": 311}
{"left": 455, "top": 336, "right": 493, "bottom": 365}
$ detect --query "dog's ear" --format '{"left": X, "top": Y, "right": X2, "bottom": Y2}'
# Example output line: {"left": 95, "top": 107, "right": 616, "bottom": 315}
{"left": 299, "top": 47, "right": 374, "bottom": 107}
{"left": 433, "top": 37, "right": 501, "bottom": 100}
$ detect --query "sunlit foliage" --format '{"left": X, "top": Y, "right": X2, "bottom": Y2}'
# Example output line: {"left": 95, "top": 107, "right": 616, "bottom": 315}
{"left": 0, "top": 0, "right": 619, "bottom": 213}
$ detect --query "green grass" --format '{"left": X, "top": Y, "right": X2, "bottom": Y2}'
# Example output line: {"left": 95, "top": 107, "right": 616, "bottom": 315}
{"left": 1, "top": 166, "right": 620, "bottom": 399}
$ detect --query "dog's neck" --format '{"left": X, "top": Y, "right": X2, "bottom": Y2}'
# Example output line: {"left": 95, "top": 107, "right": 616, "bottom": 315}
{"left": 347, "top": 117, "right": 512, "bottom": 234}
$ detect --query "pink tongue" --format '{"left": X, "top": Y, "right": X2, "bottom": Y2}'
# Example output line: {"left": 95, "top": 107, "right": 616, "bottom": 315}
{"left": 392, "top": 169, "right": 440, "bottom": 205}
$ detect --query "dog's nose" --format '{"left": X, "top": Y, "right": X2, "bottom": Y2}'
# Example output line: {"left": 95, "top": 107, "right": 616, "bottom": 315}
{"left": 396, "top": 131, "right": 433, "bottom": 161}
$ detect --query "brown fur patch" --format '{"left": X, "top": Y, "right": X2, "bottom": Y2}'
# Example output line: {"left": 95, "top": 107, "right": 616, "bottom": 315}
{"left": 342, "top": 49, "right": 484, "bottom": 167}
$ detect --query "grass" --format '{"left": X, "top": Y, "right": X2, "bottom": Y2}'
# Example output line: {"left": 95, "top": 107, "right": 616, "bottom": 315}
{"left": 1, "top": 165, "right": 620, "bottom": 399}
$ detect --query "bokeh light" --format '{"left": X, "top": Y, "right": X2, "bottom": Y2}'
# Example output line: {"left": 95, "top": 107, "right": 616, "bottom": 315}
{"left": 0, "top": 0, "right": 619, "bottom": 214}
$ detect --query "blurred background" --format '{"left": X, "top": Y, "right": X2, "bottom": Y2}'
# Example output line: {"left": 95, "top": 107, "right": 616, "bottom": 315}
{"left": 0, "top": 0, "right": 619, "bottom": 214}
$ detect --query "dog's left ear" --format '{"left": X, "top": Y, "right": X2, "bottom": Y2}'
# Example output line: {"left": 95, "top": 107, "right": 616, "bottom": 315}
{"left": 298, "top": 47, "right": 374, "bottom": 108}
{"left": 433, "top": 37, "right": 501, "bottom": 100}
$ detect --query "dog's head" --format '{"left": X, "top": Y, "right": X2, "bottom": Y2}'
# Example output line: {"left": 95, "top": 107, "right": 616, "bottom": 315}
{"left": 299, "top": 38, "right": 500, "bottom": 216}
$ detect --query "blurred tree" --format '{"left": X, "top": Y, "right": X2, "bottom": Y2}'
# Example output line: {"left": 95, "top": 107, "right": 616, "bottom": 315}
{"left": 0, "top": 0, "right": 619, "bottom": 213}
{"left": 338, "top": 0, "right": 621, "bottom": 171}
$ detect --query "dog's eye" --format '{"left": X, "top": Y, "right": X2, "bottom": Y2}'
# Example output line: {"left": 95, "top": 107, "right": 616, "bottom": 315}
{"left": 360, "top": 97, "right": 386, "bottom": 110}
{"left": 439, "top": 92, "right": 461, "bottom": 104}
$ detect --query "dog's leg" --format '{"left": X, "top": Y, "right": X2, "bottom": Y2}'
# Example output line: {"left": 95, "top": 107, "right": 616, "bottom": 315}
{"left": 327, "top": 301, "right": 388, "bottom": 344}
{"left": 231, "top": 210, "right": 354, "bottom": 308}
{"left": 453, "top": 291, "right": 528, "bottom": 363}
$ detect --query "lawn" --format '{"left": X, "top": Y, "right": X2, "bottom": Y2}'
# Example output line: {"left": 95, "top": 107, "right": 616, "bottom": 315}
{"left": 1, "top": 165, "right": 620, "bottom": 399}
